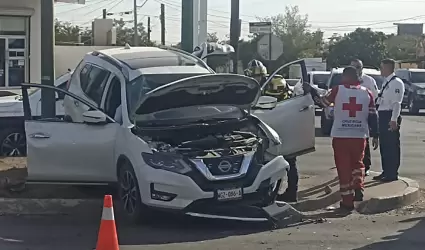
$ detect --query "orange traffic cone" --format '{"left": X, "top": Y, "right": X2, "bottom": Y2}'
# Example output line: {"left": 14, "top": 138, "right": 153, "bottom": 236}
{"left": 96, "top": 195, "right": 119, "bottom": 250}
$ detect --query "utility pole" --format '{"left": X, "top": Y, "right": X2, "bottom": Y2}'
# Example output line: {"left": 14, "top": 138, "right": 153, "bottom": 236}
{"left": 40, "top": 0, "right": 55, "bottom": 118}
{"left": 133, "top": 0, "right": 138, "bottom": 46}
{"left": 181, "top": 0, "right": 193, "bottom": 52}
{"left": 160, "top": 4, "right": 165, "bottom": 45}
{"left": 102, "top": 8, "right": 107, "bottom": 19}
{"left": 230, "top": 0, "right": 240, "bottom": 74}
{"left": 147, "top": 16, "right": 151, "bottom": 43}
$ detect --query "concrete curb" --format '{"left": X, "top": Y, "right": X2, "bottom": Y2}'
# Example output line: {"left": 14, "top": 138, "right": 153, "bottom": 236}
{"left": 291, "top": 177, "right": 340, "bottom": 212}
{"left": 0, "top": 198, "right": 103, "bottom": 215}
{"left": 356, "top": 171, "right": 421, "bottom": 214}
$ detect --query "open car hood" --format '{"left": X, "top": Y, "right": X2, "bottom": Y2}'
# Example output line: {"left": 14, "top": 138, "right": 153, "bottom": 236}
{"left": 133, "top": 74, "right": 260, "bottom": 115}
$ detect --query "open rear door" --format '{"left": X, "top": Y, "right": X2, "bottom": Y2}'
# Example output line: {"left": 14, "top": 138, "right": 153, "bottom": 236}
{"left": 253, "top": 59, "right": 315, "bottom": 158}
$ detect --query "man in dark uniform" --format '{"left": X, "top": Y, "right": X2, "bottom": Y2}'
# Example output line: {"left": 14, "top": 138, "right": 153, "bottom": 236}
{"left": 244, "top": 59, "right": 298, "bottom": 202}
{"left": 374, "top": 59, "right": 405, "bottom": 182}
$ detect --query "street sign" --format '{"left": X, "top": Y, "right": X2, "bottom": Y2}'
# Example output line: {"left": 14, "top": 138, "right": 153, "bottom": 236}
{"left": 257, "top": 34, "right": 283, "bottom": 61}
{"left": 249, "top": 22, "right": 272, "bottom": 34}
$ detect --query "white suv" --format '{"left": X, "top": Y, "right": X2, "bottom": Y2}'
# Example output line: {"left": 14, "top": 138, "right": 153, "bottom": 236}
{"left": 21, "top": 46, "right": 315, "bottom": 223}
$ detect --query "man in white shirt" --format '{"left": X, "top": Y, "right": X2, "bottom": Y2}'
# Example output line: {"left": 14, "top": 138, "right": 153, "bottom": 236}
{"left": 350, "top": 59, "right": 379, "bottom": 176}
{"left": 374, "top": 58, "right": 405, "bottom": 182}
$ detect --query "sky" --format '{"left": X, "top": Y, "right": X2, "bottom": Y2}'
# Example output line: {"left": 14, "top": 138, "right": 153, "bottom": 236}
{"left": 55, "top": 0, "right": 425, "bottom": 45}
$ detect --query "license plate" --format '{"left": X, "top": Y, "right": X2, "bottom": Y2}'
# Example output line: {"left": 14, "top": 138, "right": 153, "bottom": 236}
{"left": 217, "top": 188, "right": 242, "bottom": 201}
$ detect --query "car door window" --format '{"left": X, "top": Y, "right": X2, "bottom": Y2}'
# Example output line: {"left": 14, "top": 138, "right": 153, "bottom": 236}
{"left": 104, "top": 76, "right": 122, "bottom": 121}
{"left": 82, "top": 65, "right": 110, "bottom": 105}
{"left": 262, "top": 74, "right": 303, "bottom": 103}
{"left": 79, "top": 64, "right": 91, "bottom": 91}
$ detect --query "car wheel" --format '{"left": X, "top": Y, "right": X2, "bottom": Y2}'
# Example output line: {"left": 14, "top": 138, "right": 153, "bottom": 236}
{"left": 0, "top": 128, "right": 26, "bottom": 157}
{"left": 118, "top": 161, "right": 154, "bottom": 224}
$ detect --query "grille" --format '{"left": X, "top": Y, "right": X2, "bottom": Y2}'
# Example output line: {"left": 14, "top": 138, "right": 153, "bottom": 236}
{"left": 203, "top": 155, "right": 244, "bottom": 176}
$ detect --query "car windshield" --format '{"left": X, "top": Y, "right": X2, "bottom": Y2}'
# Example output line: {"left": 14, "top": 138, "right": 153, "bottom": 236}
{"left": 312, "top": 74, "right": 330, "bottom": 86}
{"left": 126, "top": 73, "right": 208, "bottom": 116}
{"left": 329, "top": 73, "right": 384, "bottom": 89}
{"left": 410, "top": 72, "right": 425, "bottom": 83}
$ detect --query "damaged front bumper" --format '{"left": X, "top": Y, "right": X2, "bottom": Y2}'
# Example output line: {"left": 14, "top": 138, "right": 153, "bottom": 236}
{"left": 142, "top": 156, "right": 289, "bottom": 221}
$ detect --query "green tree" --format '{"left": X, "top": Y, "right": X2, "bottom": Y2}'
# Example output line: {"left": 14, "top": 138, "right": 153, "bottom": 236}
{"left": 55, "top": 19, "right": 84, "bottom": 44}
{"left": 385, "top": 35, "right": 418, "bottom": 61}
{"left": 113, "top": 19, "right": 155, "bottom": 46}
{"left": 326, "top": 28, "right": 388, "bottom": 68}
{"left": 254, "top": 6, "right": 324, "bottom": 70}
{"left": 54, "top": 18, "right": 154, "bottom": 46}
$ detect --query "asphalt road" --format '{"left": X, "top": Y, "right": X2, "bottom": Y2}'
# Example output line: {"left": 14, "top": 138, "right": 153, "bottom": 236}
{"left": 1, "top": 111, "right": 425, "bottom": 250}
{"left": 0, "top": 212, "right": 424, "bottom": 250}
{"left": 300, "top": 111, "right": 425, "bottom": 188}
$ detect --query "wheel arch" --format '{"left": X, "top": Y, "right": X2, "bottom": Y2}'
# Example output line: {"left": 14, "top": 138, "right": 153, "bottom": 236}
{"left": 116, "top": 154, "right": 132, "bottom": 177}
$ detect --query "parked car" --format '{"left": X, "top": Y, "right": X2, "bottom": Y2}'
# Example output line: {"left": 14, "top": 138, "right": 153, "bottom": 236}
{"left": 320, "top": 68, "right": 384, "bottom": 135}
{"left": 0, "top": 71, "right": 72, "bottom": 156}
{"left": 307, "top": 71, "right": 330, "bottom": 89}
{"left": 22, "top": 45, "right": 315, "bottom": 223}
{"left": 307, "top": 71, "right": 330, "bottom": 107}
{"left": 395, "top": 68, "right": 425, "bottom": 114}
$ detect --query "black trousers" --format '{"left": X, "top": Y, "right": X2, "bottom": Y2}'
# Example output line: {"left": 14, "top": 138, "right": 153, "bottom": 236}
{"left": 284, "top": 157, "right": 298, "bottom": 194}
{"left": 363, "top": 138, "right": 371, "bottom": 172}
{"left": 378, "top": 111, "right": 402, "bottom": 179}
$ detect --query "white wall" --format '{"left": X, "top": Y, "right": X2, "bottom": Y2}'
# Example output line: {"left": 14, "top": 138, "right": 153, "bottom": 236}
{"left": 0, "top": 0, "right": 41, "bottom": 84}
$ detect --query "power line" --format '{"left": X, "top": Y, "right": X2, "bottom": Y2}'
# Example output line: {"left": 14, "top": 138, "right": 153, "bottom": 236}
{"left": 78, "top": 0, "right": 127, "bottom": 26}
{"left": 55, "top": 0, "right": 107, "bottom": 15}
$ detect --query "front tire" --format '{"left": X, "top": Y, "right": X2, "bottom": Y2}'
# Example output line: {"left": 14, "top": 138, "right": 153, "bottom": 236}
{"left": 0, "top": 128, "right": 26, "bottom": 157}
{"left": 118, "top": 161, "right": 154, "bottom": 224}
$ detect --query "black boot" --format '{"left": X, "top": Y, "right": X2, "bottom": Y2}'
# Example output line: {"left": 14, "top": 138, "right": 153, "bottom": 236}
{"left": 277, "top": 190, "right": 297, "bottom": 202}
{"left": 354, "top": 189, "right": 364, "bottom": 202}
{"left": 373, "top": 173, "right": 385, "bottom": 181}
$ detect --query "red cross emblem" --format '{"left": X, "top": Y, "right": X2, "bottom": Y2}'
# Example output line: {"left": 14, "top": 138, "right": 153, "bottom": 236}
{"left": 342, "top": 97, "right": 363, "bottom": 117}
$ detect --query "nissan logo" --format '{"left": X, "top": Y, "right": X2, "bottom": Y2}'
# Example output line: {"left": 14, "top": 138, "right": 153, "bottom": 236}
{"left": 217, "top": 160, "right": 232, "bottom": 173}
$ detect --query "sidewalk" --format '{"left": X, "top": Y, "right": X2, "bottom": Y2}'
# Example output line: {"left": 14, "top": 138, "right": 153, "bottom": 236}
{"left": 288, "top": 169, "right": 420, "bottom": 214}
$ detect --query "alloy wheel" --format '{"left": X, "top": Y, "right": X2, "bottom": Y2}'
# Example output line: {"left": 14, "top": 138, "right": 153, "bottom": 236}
{"left": 0, "top": 132, "right": 26, "bottom": 157}
{"left": 119, "top": 170, "right": 139, "bottom": 215}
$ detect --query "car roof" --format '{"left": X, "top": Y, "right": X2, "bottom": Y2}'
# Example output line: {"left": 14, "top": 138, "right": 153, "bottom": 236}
{"left": 308, "top": 71, "right": 330, "bottom": 75}
{"left": 331, "top": 67, "right": 380, "bottom": 75}
{"left": 397, "top": 68, "right": 425, "bottom": 72}
{"left": 95, "top": 46, "right": 204, "bottom": 70}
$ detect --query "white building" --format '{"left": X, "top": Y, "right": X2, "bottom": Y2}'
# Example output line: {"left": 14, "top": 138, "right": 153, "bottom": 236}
{"left": 0, "top": 0, "right": 84, "bottom": 89}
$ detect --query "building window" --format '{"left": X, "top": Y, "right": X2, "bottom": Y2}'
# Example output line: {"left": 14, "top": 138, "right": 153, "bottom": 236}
{"left": 0, "top": 16, "right": 29, "bottom": 88}
{"left": 0, "top": 16, "right": 26, "bottom": 35}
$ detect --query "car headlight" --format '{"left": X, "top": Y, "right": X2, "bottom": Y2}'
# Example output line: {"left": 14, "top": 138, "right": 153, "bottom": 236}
{"left": 417, "top": 89, "right": 425, "bottom": 95}
{"left": 142, "top": 152, "right": 192, "bottom": 174}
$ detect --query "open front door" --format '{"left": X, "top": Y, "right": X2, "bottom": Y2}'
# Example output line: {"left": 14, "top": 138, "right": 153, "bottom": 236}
{"left": 253, "top": 59, "right": 315, "bottom": 158}
{"left": 22, "top": 84, "right": 119, "bottom": 183}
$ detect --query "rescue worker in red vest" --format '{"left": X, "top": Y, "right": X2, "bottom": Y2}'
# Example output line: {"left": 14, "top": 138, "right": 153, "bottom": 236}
{"left": 305, "top": 66, "right": 379, "bottom": 210}
{"left": 244, "top": 59, "right": 299, "bottom": 202}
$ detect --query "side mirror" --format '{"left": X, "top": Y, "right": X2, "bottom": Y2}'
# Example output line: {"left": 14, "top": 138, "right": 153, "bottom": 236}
{"left": 82, "top": 110, "right": 107, "bottom": 124}
{"left": 254, "top": 96, "right": 278, "bottom": 110}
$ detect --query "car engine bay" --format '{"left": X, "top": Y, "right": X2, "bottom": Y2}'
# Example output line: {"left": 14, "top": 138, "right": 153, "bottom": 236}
{"left": 135, "top": 116, "right": 269, "bottom": 163}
